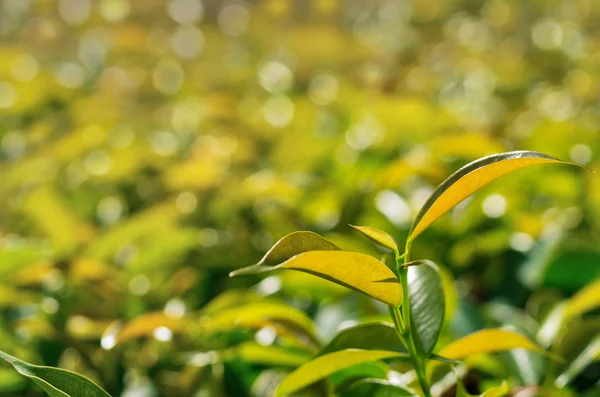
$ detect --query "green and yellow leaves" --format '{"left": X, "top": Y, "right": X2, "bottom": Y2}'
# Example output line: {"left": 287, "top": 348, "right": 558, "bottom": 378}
{"left": 274, "top": 349, "right": 409, "bottom": 397}
{"left": 350, "top": 225, "right": 398, "bottom": 253}
{"left": 408, "top": 151, "right": 584, "bottom": 241}
{"left": 407, "top": 260, "right": 445, "bottom": 356}
{"left": 0, "top": 350, "right": 111, "bottom": 397}
{"left": 564, "top": 277, "right": 600, "bottom": 318}
{"left": 439, "top": 329, "right": 551, "bottom": 360}
{"left": 230, "top": 232, "right": 402, "bottom": 306}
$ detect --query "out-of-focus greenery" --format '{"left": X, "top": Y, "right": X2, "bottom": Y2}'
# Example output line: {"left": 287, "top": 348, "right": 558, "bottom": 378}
{"left": 0, "top": 0, "right": 599, "bottom": 396}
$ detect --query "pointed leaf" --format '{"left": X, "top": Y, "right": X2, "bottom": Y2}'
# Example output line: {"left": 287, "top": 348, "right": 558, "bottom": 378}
{"left": 339, "top": 378, "right": 417, "bottom": 397}
{"left": 274, "top": 349, "right": 409, "bottom": 397}
{"left": 319, "top": 322, "right": 406, "bottom": 356}
{"left": 230, "top": 231, "right": 340, "bottom": 276}
{"left": 231, "top": 251, "right": 402, "bottom": 306}
{"left": 439, "top": 329, "right": 555, "bottom": 361}
{"left": 350, "top": 225, "right": 398, "bottom": 253}
{"left": 565, "top": 277, "right": 600, "bottom": 318}
{"left": 0, "top": 350, "right": 111, "bottom": 397}
{"left": 407, "top": 260, "right": 445, "bottom": 356}
{"left": 408, "top": 151, "right": 585, "bottom": 241}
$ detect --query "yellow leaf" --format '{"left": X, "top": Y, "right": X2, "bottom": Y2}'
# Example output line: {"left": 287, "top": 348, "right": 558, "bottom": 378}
{"left": 565, "top": 278, "right": 600, "bottom": 318}
{"left": 409, "top": 151, "right": 585, "bottom": 241}
{"left": 274, "top": 349, "right": 409, "bottom": 397}
{"left": 231, "top": 251, "right": 402, "bottom": 306}
{"left": 350, "top": 225, "right": 398, "bottom": 253}
{"left": 480, "top": 381, "right": 510, "bottom": 397}
{"left": 440, "top": 329, "right": 553, "bottom": 360}
{"left": 117, "top": 312, "right": 186, "bottom": 344}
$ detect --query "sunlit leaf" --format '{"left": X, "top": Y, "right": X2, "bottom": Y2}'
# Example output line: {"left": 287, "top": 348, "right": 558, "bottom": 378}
{"left": 350, "top": 225, "right": 398, "bottom": 253}
{"left": 565, "top": 277, "right": 600, "bottom": 318}
{"left": 439, "top": 329, "right": 555, "bottom": 361}
{"left": 0, "top": 350, "right": 111, "bottom": 397}
{"left": 319, "top": 322, "right": 405, "bottom": 356}
{"left": 231, "top": 251, "right": 402, "bottom": 306}
{"left": 274, "top": 349, "right": 409, "bottom": 397}
{"left": 408, "top": 151, "right": 585, "bottom": 241}
{"left": 116, "top": 312, "right": 186, "bottom": 344}
{"left": 407, "top": 260, "right": 445, "bottom": 356}
{"left": 339, "top": 378, "right": 416, "bottom": 397}
{"left": 231, "top": 231, "right": 340, "bottom": 276}
{"left": 221, "top": 342, "right": 312, "bottom": 367}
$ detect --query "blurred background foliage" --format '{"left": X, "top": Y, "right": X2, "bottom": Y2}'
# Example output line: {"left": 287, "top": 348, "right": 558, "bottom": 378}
{"left": 0, "top": 0, "right": 599, "bottom": 396}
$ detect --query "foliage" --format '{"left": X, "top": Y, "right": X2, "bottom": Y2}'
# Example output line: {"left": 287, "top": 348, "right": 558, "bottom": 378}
{"left": 1, "top": 1, "right": 600, "bottom": 396}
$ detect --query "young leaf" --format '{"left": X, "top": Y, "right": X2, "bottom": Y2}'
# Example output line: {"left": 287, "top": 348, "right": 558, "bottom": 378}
{"left": 0, "top": 350, "right": 111, "bottom": 397}
{"left": 229, "top": 231, "right": 340, "bottom": 276}
{"left": 350, "top": 225, "right": 398, "bottom": 253}
{"left": 408, "top": 151, "right": 585, "bottom": 241}
{"left": 407, "top": 260, "right": 445, "bottom": 356}
{"left": 319, "top": 322, "right": 406, "bottom": 356}
{"left": 565, "top": 277, "right": 600, "bottom": 318}
{"left": 439, "top": 329, "right": 555, "bottom": 360}
{"left": 339, "top": 378, "right": 417, "bottom": 397}
{"left": 274, "top": 349, "right": 409, "bottom": 397}
{"left": 231, "top": 251, "right": 402, "bottom": 306}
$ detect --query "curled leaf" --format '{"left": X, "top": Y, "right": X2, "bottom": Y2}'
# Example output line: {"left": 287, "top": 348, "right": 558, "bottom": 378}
{"left": 408, "top": 151, "right": 586, "bottom": 241}
{"left": 350, "top": 225, "right": 398, "bottom": 253}
{"left": 319, "top": 322, "right": 406, "bottom": 356}
{"left": 231, "top": 251, "right": 402, "bottom": 306}
{"left": 274, "top": 349, "right": 409, "bottom": 397}
{"left": 0, "top": 350, "right": 111, "bottom": 397}
{"left": 339, "top": 378, "right": 417, "bottom": 397}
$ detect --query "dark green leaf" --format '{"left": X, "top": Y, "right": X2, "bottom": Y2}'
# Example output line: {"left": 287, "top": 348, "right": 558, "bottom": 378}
{"left": 319, "top": 322, "right": 406, "bottom": 356}
{"left": 0, "top": 350, "right": 111, "bottom": 397}
{"left": 407, "top": 260, "right": 445, "bottom": 356}
{"left": 339, "top": 379, "right": 416, "bottom": 397}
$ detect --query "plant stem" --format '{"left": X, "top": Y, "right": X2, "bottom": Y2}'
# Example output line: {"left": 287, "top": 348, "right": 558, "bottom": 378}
{"left": 391, "top": 240, "right": 432, "bottom": 397}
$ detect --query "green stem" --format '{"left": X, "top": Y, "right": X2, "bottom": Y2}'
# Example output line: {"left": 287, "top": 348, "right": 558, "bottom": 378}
{"left": 396, "top": 241, "right": 432, "bottom": 397}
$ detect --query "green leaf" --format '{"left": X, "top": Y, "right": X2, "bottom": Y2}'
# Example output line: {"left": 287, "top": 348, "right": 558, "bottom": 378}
{"left": 408, "top": 151, "right": 585, "bottom": 241}
{"left": 197, "top": 301, "right": 319, "bottom": 346}
{"left": 439, "top": 329, "right": 557, "bottom": 361}
{"left": 230, "top": 231, "right": 340, "bottom": 276}
{"left": 555, "top": 335, "right": 600, "bottom": 388}
{"left": 319, "top": 322, "right": 406, "bottom": 356}
{"left": 221, "top": 342, "right": 312, "bottom": 367}
{"left": 407, "top": 260, "right": 445, "bottom": 356}
{"left": 350, "top": 225, "right": 398, "bottom": 253}
{"left": 274, "top": 349, "right": 409, "bottom": 397}
{"left": 231, "top": 251, "right": 402, "bottom": 307}
{"left": 456, "top": 379, "right": 509, "bottom": 397}
{"left": 339, "top": 379, "right": 417, "bottom": 397}
{"left": 0, "top": 350, "right": 111, "bottom": 397}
